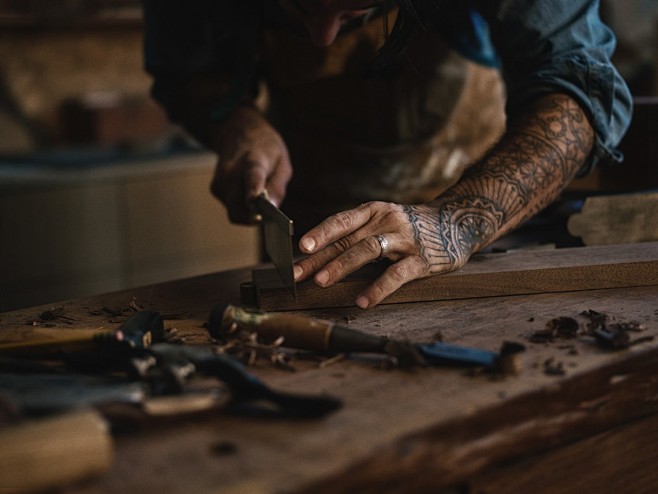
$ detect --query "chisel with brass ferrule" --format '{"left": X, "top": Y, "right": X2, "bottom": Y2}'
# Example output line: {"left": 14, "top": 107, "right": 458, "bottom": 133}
{"left": 208, "top": 304, "right": 523, "bottom": 372}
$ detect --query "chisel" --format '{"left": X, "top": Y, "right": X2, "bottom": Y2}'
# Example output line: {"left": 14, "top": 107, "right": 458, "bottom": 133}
{"left": 208, "top": 304, "right": 523, "bottom": 372}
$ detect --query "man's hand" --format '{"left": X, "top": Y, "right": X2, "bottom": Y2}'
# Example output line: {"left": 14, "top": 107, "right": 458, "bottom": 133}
{"left": 293, "top": 93, "right": 594, "bottom": 309}
{"left": 293, "top": 201, "right": 475, "bottom": 309}
{"left": 209, "top": 106, "right": 292, "bottom": 224}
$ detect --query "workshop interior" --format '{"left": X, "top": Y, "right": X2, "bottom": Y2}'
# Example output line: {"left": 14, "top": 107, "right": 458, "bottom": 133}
{"left": 1, "top": 2, "right": 658, "bottom": 494}
{"left": 0, "top": 0, "right": 657, "bottom": 312}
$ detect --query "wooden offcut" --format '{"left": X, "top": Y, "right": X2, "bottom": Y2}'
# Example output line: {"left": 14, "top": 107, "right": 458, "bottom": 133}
{"left": 567, "top": 192, "right": 658, "bottom": 246}
{"left": 247, "top": 242, "right": 658, "bottom": 311}
{"left": 0, "top": 409, "right": 112, "bottom": 492}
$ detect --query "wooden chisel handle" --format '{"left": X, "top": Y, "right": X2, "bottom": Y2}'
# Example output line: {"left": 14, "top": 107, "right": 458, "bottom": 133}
{"left": 209, "top": 304, "right": 390, "bottom": 354}
{"left": 0, "top": 310, "right": 164, "bottom": 357}
{"left": 0, "top": 329, "right": 117, "bottom": 355}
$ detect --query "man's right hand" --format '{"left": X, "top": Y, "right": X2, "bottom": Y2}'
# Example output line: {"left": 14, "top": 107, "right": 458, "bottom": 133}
{"left": 209, "top": 106, "right": 292, "bottom": 224}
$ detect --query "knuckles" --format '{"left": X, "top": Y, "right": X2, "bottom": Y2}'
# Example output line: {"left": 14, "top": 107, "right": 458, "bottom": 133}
{"left": 328, "top": 210, "right": 357, "bottom": 233}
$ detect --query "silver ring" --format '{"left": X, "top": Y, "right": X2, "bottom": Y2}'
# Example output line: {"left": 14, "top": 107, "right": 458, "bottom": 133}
{"left": 375, "top": 234, "right": 389, "bottom": 260}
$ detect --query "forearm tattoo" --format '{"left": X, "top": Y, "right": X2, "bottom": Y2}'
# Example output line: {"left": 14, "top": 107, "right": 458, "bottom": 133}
{"left": 410, "top": 94, "right": 594, "bottom": 269}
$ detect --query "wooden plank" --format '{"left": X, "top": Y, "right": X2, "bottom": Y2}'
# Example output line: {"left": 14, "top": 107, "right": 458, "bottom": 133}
{"left": 250, "top": 242, "right": 658, "bottom": 311}
{"left": 567, "top": 192, "right": 658, "bottom": 246}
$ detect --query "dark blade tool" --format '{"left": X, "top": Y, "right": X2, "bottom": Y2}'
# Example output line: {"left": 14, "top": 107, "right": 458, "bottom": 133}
{"left": 255, "top": 192, "right": 296, "bottom": 300}
{"left": 209, "top": 304, "right": 524, "bottom": 373}
{"left": 147, "top": 343, "right": 342, "bottom": 419}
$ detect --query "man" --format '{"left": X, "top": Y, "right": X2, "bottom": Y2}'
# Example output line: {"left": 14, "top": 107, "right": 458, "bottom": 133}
{"left": 142, "top": 1, "right": 632, "bottom": 309}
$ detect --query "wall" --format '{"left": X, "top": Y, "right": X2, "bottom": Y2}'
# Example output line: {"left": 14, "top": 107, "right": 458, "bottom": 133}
{"left": 0, "top": 154, "right": 260, "bottom": 312}
{"left": 0, "top": 22, "right": 259, "bottom": 312}
{"left": 0, "top": 25, "right": 163, "bottom": 153}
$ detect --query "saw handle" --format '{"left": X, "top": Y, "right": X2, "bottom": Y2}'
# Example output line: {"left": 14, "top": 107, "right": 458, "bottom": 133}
{"left": 208, "top": 304, "right": 389, "bottom": 354}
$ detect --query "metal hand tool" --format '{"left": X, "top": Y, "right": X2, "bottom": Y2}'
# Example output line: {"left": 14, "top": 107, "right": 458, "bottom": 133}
{"left": 254, "top": 192, "right": 296, "bottom": 300}
{"left": 145, "top": 343, "right": 342, "bottom": 419}
{"left": 0, "top": 309, "right": 340, "bottom": 420}
{"left": 209, "top": 304, "right": 524, "bottom": 373}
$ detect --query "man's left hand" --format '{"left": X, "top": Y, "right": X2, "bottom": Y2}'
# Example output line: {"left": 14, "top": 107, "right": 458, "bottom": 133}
{"left": 293, "top": 201, "right": 473, "bottom": 309}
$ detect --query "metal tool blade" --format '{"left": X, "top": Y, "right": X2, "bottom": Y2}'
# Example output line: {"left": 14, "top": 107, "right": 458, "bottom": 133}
{"left": 255, "top": 193, "right": 296, "bottom": 299}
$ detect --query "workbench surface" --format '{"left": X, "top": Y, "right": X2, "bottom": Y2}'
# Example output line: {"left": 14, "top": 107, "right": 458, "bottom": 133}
{"left": 1, "top": 244, "right": 658, "bottom": 494}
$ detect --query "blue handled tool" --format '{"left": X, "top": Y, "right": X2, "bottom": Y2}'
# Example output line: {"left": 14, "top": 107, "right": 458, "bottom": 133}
{"left": 209, "top": 304, "right": 524, "bottom": 373}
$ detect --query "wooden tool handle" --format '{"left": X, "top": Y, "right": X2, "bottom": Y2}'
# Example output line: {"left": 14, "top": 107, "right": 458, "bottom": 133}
{"left": 0, "top": 311, "right": 163, "bottom": 358}
{"left": 0, "top": 409, "right": 113, "bottom": 493}
{"left": 211, "top": 304, "right": 389, "bottom": 354}
{"left": 0, "top": 329, "right": 116, "bottom": 355}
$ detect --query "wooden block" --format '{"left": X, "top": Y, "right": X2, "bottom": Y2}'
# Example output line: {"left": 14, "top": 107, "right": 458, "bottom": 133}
{"left": 0, "top": 409, "right": 112, "bottom": 492}
{"left": 567, "top": 192, "right": 658, "bottom": 246}
{"left": 247, "top": 242, "right": 658, "bottom": 311}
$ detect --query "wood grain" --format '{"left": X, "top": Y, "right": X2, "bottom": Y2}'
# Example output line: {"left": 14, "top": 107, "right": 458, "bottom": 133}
{"left": 250, "top": 242, "right": 658, "bottom": 311}
{"left": 567, "top": 192, "right": 658, "bottom": 246}
{"left": 297, "top": 346, "right": 658, "bottom": 494}
{"left": 1, "top": 263, "right": 658, "bottom": 494}
{"left": 466, "top": 414, "right": 658, "bottom": 494}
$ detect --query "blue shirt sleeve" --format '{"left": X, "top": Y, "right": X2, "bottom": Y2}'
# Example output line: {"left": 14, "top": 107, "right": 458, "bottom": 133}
{"left": 142, "top": 0, "right": 632, "bottom": 173}
{"left": 469, "top": 0, "right": 632, "bottom": 172}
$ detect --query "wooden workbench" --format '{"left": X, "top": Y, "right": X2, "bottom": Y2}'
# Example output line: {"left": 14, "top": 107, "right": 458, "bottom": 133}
{"left": 1, "top": 243, "right": 658, "bottom": 494}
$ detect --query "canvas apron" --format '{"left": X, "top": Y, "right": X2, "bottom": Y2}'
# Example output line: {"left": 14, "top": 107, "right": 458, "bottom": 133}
{"left": 260, "top": 9, "right": 506, "bottom": 234}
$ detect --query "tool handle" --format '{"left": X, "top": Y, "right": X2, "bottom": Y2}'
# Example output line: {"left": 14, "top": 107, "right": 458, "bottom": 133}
{"left": 0, "top": 311, "right": 164, "bottom": 358}
{"left": 0, "top": 330, "right": 118, "bottom": 356}
{"left": 210, "top": 304, "right": 389, "bottom": 354}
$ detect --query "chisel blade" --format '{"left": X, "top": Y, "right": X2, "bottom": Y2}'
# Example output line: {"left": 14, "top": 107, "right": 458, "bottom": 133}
{"left": 255, "top": 193, "right": 296, "bottom": 300}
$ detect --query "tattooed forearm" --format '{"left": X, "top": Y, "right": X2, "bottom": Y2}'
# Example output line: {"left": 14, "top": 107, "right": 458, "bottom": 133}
{"left": 415, "top": 93, "right": 594, "bottom": 269}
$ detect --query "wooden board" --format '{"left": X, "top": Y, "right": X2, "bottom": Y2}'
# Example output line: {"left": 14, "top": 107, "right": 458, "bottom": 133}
{"left": 567, "top": 192, "right": 658, "bottom": 246}
{"left": 247, "top": 242, "right": 658, "bottom": 311}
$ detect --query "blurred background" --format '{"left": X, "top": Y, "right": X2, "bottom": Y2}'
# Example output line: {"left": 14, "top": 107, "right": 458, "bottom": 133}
{"left": 0, "top": 0, "right": 656, "bottom": 312}
{"left": 0, "top": 0, "right": 260, "bottom": 312}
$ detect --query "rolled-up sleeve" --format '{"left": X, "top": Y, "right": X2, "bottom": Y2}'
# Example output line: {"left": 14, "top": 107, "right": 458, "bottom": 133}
{"left": 479, "top": 0, "right": 632, "bottom": 172}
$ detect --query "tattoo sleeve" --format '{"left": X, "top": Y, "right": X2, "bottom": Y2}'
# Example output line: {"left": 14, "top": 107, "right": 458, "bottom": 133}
{"left": 417, "top": 93, "right": 595, "bottom": 268}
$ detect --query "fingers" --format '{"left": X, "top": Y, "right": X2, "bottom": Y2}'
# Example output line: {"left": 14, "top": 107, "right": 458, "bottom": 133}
{"left": 291, "top": 202, "right": 473, "bottom": 309}
{"left": 298, "top": 203, "right": 375, "bottom": 254}
{"left": 244, "top": 152, "right": 270, "bottom": 201}
{"left": 295, "top": 232, "right": 388, "bottom": 286}
{"left": 294, "top": 202, "right": 410, "bottom": 284}
{"left": 243, "top": 149, "right": 291, "bottom": 204}
{"left": 209, "top": 112, "right": 292, "bottom": 225}
{"left": 212, "top": 150, "right": 292, "bottom": 225}
{"left": 355, "top": 256, "right": 428, "bottom": 309}
{"left": 211, "top": 161, "right": 256, "bottom": 225}
{"left": 291, "top": 201, "right": 455, "bottom": 309}
{"left": 263, "top": 153, "right": 292, "bottom": 208}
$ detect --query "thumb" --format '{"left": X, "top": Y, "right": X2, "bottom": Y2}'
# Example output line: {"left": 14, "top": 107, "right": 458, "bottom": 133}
{"left": 243, "top": 152, "right": 270, "bottom": 203}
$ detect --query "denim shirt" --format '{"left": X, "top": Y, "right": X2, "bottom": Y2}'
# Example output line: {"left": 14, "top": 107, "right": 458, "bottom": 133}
{"left": 142, "top": 0, "right": 632, "bottom": 171}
